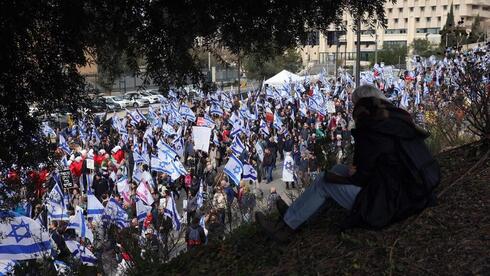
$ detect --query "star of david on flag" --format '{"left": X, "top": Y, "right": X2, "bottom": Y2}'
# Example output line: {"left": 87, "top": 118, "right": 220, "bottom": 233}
{"left": 223, "top": 154, "right": 243, "bottom": 185}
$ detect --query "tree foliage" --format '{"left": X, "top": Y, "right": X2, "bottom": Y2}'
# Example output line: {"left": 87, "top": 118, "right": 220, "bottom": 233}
{"left": 0, "top": 0, "right": 390, "bottom": 167}
{"left": 370, "top": 44, "right": 408, "bottom": 67}
{"left": 410, "top": 39, "right": 441, "bottom": 58}
{"left": 243, "top": 49, "right": 302, "bottom": 81}
{"left": 467, "top": 14, "right": 485, "bottom": 44}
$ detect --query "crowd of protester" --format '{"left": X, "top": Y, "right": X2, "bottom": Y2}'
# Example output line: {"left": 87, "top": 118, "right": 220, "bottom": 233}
{"left": 0, "top": 43, "right": 488, "bottom": 274}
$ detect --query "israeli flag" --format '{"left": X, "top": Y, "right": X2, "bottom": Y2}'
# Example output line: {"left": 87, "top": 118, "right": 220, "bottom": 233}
{"left": 151, "top": 154, "right": 169, "bottom": 173}
{"left": 87, "top": 189, "right": 105, "bottom": 219}
{"left": 133, "top": 144, "right": 149, "bottom": 164}
{"left": 259, "top": 120, "right": 270, "bottom": 136}
{"left": 128, "top": 109, "right": 146, "bottom": 125}
{"left": 65, "top": 240, "right": 97, "bottom": 266}
{"left": 102, "top": 198, "right": 129, "bottom": 229}
{"left": 273, "top": 112, "right": 283, "bottom": 130}
{"left": 172, "top": 136, "right": 185, "bottom": 158}
{"left": 223, "top": 154, "right": 243, "bottom": 185}
{"left": 157, "top": 140, "right": 178, "bottom": 160}
{"left": 282, "top": 154, "right": 295, "bottom": 182}
{"left": 132, "top": 164, "right": 143, "bottom": 183}
{"left": 210, "top": 104, "right": 224, "bottom": 117}
{"left": 47, "top": 183, "right": 69, "bottom": 221}
{"left": 213, "top": 132, "right": 220, "bottom": 146}
{"left": 67, "top": 206, "right": 94, "bottom": 243}
{"left": 203, "top": 113, "right": 215, "bottom": 128}
{"left": 164, "top": 194, "right": 181, "bottom": 231}
{"left": 136, "top": 198, "right": 152, "bottom": 223}
{"left": 41, "top": 122, "right": 56, "bottom": 137}
{"left": 243, "top": 164, "right": 257, "bottom": 181}
{"left": 0, "top": 260, "right": 17, "bottom": 275}
{"left": 58, "top": 134, "right": 70, "bottom": 155}
{"left": 161, "top": 123, "right": 176, "bottom": 137}
{"left": 230, "top": 120, "right": 242, "bottom": 137}
{"left": 231, "top": 136, "right": 245, "bottom": 156}
{"left": 180, "top": 104, "right": 196, "bottom": 122}
{"left": 143, "top": 127, "right": 154, "bottom": 147}
{"left": 415, "top": 90, "right": 421, "bottom": 105}
{"left": 0, "top": 211, "right": 52, "bottom": 260}
{"left": 196, "top": 180, "right": 204, "bottom": 209}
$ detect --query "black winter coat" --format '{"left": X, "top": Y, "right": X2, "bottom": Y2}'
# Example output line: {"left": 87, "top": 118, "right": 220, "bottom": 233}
{"left": 345, "top": 97, "right": 438, "bottom": 229}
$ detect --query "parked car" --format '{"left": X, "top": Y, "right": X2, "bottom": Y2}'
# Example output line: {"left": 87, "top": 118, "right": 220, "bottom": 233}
{"left": 123, "top": 93, "right": 150, "bottom": 107}
{"left": 146, "top": 90, "right": 166, "bottom": 103}
{"left": 139, "top": 91, "right": 161, "bottom": 104}
{"left": 103, "top": 96, "right": 130, "bottom": 109}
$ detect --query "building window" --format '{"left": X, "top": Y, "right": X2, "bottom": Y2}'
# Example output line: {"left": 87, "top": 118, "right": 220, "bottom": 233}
{"left": 415, "top": 17, "right": 420, "bottom": 23}
{"left": 360, "top": 29, "right": 375, "bottom": 35}
{"left": 431, "top": 6, "right": 436, "bottom": 11}
{"left": 426, "top": 17, "right": 431, "bottom": 22}
{"left": 383, "top": 41, "right": 407, "bottom": 47}
{"left": 399, "top": 7, "right": 403, "bottom": 13}
{"left": 416, "top": 27, "right": 440, "bottom": 34}
{"left": 385, "top": 28, "right": 408, "bottom": 34}
{"left": 443, "top": 5, "right": 448, "bottom": 10}
{"left": 394, "top": 18, "right": 399, "bottom": 24}
{"left": 405, "top": 18, "right": 408, "bottom": 23}
{"left": 388, "top": 8, "right": 393, "bottom": 13}
{"left": 455, "top": 4, "right": 459, "bottom": 10}
{"left": 410, "top": 7, "right": 414, "bottom": 12}
{"left": 438, "top": 16, "right": 441, "bottom": 22}
{"left": 420, "top": 7, "right": 425, "bottom": 12}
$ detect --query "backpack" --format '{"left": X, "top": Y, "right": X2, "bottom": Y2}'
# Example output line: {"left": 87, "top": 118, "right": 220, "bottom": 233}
{"left": 397, "top": 136, "right": 440, "bottom": 201}
{"left": 187, "top": 226, "right": 202, "bottom": 246}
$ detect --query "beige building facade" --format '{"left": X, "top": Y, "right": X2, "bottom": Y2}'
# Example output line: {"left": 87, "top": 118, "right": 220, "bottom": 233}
{"left": 299, "top": 0, "right": 490, "bottom": 69}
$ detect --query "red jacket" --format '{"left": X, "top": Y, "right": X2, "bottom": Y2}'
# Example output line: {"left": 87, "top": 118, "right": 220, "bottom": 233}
{"left": 70, "top": 161, "right": 83, "bottom": 177}
{"left": 112, "top": 149, "right": 125, "bottom": 164}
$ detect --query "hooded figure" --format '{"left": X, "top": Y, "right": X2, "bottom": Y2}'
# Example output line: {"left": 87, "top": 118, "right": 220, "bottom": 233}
{"left": 345, "top": 95, "right": 439, "bottom": 228}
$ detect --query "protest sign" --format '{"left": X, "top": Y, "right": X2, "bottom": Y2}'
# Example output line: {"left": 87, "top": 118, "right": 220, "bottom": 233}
{"left": 192, "top": 126, "right": 212, "bottom": 153}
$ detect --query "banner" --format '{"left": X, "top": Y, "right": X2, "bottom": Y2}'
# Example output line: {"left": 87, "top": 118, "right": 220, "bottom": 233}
{"left": 282, "top": 154, "right": 295, "bottom": 182}
{"left": 192, "top": 126, "right": 212, "bottom": 153}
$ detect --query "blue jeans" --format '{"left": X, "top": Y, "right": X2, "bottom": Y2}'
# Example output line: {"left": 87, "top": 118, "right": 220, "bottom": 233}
{"left": 283, "top": 164, "right": 361, "bottom": 230}
{"left": 265, "top": 166, "right": 273, "bottom": 183}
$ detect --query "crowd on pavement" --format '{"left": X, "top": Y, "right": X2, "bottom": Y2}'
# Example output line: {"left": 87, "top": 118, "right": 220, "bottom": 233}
{"left": 0, "top": 43, "right": 488, "bottom": 274}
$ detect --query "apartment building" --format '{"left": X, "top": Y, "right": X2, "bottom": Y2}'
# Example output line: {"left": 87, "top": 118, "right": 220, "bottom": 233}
{"left": 299, "top": 0, "right": 490, "bottom": 68}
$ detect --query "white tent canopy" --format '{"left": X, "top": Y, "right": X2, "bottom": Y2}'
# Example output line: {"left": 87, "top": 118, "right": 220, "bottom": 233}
{"left": 264, "top": 70, "right": 302, "bottom": 87}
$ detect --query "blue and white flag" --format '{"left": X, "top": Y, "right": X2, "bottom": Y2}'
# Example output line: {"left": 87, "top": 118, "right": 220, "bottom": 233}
{"left": 41, "top": 122, "right": 56, "bottom": 137}
{"left": 196, "top": 180, "right": 204, "bottom": 209}
{"left": 65, "top": 240, "right": 97, "bottom": 266}
{"left": 209, "top": 104, "right": 224, "bottom": 117}
{"left": 242, "top": 164, "right": 257, "bottom": 181}
{"left": 259, "top": 120, "right": 270, "bottom": 136}
{"left": 172, "top": 136, "right": 185, "bottom": 158}
{"left": 161, "top": 123, "right": 177, "bottom": 137}
{"left": 0, "top": 260, "right": 17, "bottom": 275}
{"left": 180, "top": 104, "right": 196, "bottom": 122}
{"left": 164, "top": 194, "right": 181, "bottom": 231}
{"left": 102, "top": 198, "right": 129, "bottom": 229}
{"left": 282, "top": 154, "right": 295, "bottom": 182}
{"left": 156, "top": 140, "right": 178, "bottom": 160}
{"left": 0, "top": 211, "right": 51, "bottom": 260}
{"left": 203, "top": 113, "right": 215, "bottom": 128}
{"left": 67, "top": 206, "right": 94, "bottom": 243}
{"left": 273, "top": 112, "right": 283, "bottom": 130}
{"left": 128, "top": 109, "right": 146, "bottom": 125}
{"left": 223, "top": 154, "right": 243, "bottom": 185}
{"left": 150, "top": 154, "right": 170, "bottom": 174}
{"left": 136, "top": 198, "right": 152, "bottom": 223}
{"left": 47, "top": 183, "right": 69, "bottom": 221}
{"left": 58, "top": 134, "right": 70, "bottom": 155}
{"left": 231, "top": 136, "right": 245, "bottom": 156}
{"left": 136, "top": 181, "right": 154, "bottom": 206}
{"left": 87, "top": 189, "right": 105, "bottom": 219}
{"left": 133, "top": 144, "right": 149, "bottom": 164}
{"left": 230, "top": 120, "right": 242, "bottom": 137}
{"left": 132, "top": 164, "right": 143, "bottom": 183}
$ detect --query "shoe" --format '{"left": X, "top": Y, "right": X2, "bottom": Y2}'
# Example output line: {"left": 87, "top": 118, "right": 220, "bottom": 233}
{"left": 255, "top": 212, "right": 294, "bottom": 243}
{"left": 276, "top": 197, "right": 289, "bottom": 218}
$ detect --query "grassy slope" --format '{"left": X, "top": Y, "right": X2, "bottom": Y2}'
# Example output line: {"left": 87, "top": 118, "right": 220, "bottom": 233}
{"left": 150, "top": 143, "right": 490, "bottom": 276}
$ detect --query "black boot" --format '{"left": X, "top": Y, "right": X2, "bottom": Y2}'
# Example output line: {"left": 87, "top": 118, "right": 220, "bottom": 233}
{"left": 286, "top": 182, "right": 290, "bottom": 190}
{"left": 255, "top": 211, "right": 294, "bottom": 243}
{"left": 276, "top": 197, "right": 289, "bottom": 218}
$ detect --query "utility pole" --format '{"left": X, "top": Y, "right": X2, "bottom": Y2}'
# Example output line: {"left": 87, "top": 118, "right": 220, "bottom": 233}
{"left": 335, "top": 29, "right": 339, "bottom": 78}
{"left": 355, "top": 16, "right": 361, "bottom": 87}
{"left": 374, "top": 31, "right": 378, "bottom": 65}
